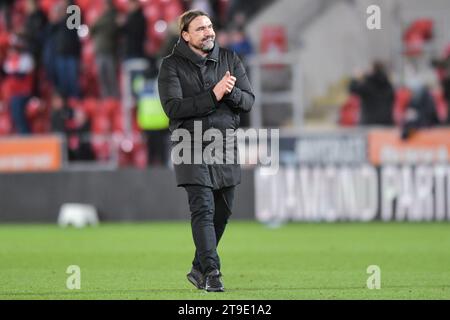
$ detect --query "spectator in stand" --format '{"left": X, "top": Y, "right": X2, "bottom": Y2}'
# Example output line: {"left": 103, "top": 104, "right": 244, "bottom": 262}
{"left": 349, "top": 61, "right": 395, "bottom": 126}
{"left": 0, "top": 25, "right": 10, "bottom": 63}
{"left": 3, "top": 35, "right": 35, "bottom": 134}
{"left": 54, "top": 0, "right": 82, "bottom": 98}
{"left": 226, "top": 0, "right": 270, "bottom": 23}
{"left": 227, "top": 26, "right": 253, "bottom": 61}
{"left": 42, "top": 2, "right": 63, "bottom": 88}
{"left": 432, "top": 47, "right": 450, "bottom": 124}
{"left": 0, "top": 0, "right": 14, "bottom": 31}
{"left": 215, "top": 28, "right": 230, "bottom": 48}
{"left": 50, "top": 91, "right": 72, "bottom": 134}
{"left": 401, "top": 86, "right": 440, "bottom": 134}
{"left": 90, "top": 0, "right": 119, "bottom": 98}
{"left": 68, "top": 107, "right": 94, "bottom": 161}
{"left": 227, "top": 24, "right": 253, "bottom": 128}
{"left": 50, "top": 92, "right": 94, "bottom": 161}
{"left": 23, "top": 0, "right": 47, "bottom": 95}
{"left": 120, "top": 0, "right": 146, "bottom": 60}
{"left": 136, "top": 63, "right": 170, "bottom": 167}
{"left": 400, "top": 58, "right": 441, "bottom": 139}
{"left": 227, "top": 14, "right": 253, "bottom": 67}
{"left": 118, "top": 0, "right": 147, "bottom": 114}
{"left": 156, "top": 21, "right": 179, "bottom": 60}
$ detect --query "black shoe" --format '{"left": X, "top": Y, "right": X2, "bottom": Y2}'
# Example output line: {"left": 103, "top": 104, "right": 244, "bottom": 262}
{"left": 186, "top": 267, "right": 205, "bottom": 290}
{"left": 205, "top": 269, "right": 224, "bottom": 292}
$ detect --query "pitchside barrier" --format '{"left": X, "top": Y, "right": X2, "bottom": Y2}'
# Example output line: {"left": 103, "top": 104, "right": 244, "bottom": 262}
{"left": 255, "top": 127, "right": 450, "bottom": 222}
{"left": 0, "top": 166, "right": 255, "bottom": 223}
{"left": 0, "top": 127, "right": 449, "bottom": 223}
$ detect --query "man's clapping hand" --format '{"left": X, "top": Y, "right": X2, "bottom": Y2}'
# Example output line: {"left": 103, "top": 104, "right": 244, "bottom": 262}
{"left": 213, "top": 71, "right": 236, "bottom": 101}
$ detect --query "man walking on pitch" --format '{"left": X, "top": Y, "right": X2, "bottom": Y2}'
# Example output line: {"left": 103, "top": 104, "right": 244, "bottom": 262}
{"left": 158, "top": 10, "right": 254, "bottom": 292}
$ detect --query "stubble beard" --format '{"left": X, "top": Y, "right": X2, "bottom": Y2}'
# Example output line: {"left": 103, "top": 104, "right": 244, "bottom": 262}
{"left": 193, "top": 37, "right": 215, "bottom": 53}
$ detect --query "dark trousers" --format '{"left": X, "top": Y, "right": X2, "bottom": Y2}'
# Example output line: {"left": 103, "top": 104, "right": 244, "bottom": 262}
{"left": 184, "top": 185, "right": 235, "bottom": 274}
{"left": 10, "top": 95, "right": 30, "bottom": 134}
{"left": 96, "top": 54, "right": 118, "bottom": 98}
{"left": 55, "top": 56, "right": 80, "bottom": 98}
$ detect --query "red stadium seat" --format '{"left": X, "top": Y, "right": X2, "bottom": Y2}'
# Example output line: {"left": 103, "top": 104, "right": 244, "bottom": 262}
{"left": 92, "top": 112, "right": 111, "bottom": 134}
{"left": 0, "top": 31, "right": 10, "bottom": 60}
{"left": 98, "top": 98, "right": 123, "bottom": 133}
{"left": 81, "top": 40, "right": 96, "bottom": 70}
{"left": 91, "top": 137, "right": 111, "bottom": 161}
{"left": 112, "top": 111, "right": 124, "bottom": 133}
{"left": 403, "top": 19, "right": 434, "bottom": 42}
{"left": 85, "top": 8, "right": 102, "bottom": 27}
{"left": 0, "top": 108, "right": 12, "bottom": 135}
{"left": 403, "top": 19, "right": 434, "bottom": 56}
{"left": 24, "top": 97, "right": 50, "bottom": 134}
{"left": 339, "top": 95, "right": 360, "bottom": 127}
{"left": 40, "top": 0, "right": 60, "bottom": 16}
{"left": 101, "top": 98, "right": 120, "bottom": 115}
{"left": 113, "top": 0, "right": 129, "bottom": 12}
{"left": 393, "top": 88, "right": 412, "bottom": 125}
{"left": 0, "top": 114, "right": 12, "bottom": 135}
{"left": 132, "top": 143, "right": 148, "bottom": 169}
{"left": 29, "top": 116, "right": 50, "bottom": 134}
{"left": 67, "top": 98, "right": 83, "bottom": 111}
{"left": 144, "top": 2, "right": 162, "bottom": 23}
{"left": 393, "top": 88, "right": 447, "bottom": 125}
{"left": 260, "top": 26, "right": 287, "bottom": 55}
{"left": 117, "top": 133, "right": 148, "bottom": 168}
{"left": 75, "top": 0, "right": 93, "bottom": 13}
{"left": 259, "top": 25, "right": 288, "bottom": 69}
{"left": 80, "top": 40, "right": 100, "bottom": 97}
{"left": 432, "top": 89, "right": 449, "bottom": 123}
{"left": 25, "top": 97, "right": 43, "bottom": 119}
{"left": 82, "top": 98, "right": 99, "bottom": 118}
{"left": 163, "top": 2, "right": 183, "bottom": 22}
{"left": 13, "top": 0, "right": 27, "bottom": 14}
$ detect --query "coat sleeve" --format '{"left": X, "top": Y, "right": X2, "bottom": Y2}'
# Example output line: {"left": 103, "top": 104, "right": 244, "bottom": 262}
{"left": 223, "top": 52, "right": 255, "bottom": 113}
{"left": 158, "top": 58, "right": 217, "bottom": 120}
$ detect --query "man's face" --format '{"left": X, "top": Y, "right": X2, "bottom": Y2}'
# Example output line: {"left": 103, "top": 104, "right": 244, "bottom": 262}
{"left": 183, "top": 15, "right": 216, "bottom": 53}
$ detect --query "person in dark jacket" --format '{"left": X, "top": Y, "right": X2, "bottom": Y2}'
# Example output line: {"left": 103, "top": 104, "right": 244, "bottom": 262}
{"left": 50, "top": 92, "right": 94, "bottom": 161}
{"left": 54, "top": 0, "right": 81, "bottom": 98}
{"left": 350, "top": 61, "right": 395, "bottom": 125}
{"left": 3, "top": 36, "right": 35, "bottom": 134}
{"left": 119, "top": 0, "right": 148, "bottom": 114}
{"left": 432, "top": 50, "right": 450, "bottom": 124}
{"left": 0, "top": 0, "right": 14, "bottom": 31}
{"left": 400, "top": 86, "right": 440, "bottom": 140}
{"left": 158, "top": 10, "right": 254, "bottom": 292}
{"left": 120, "top": 0, "right": 146, "bottom": 60}
{"left": 23, "top": 0, "right": 47, "bottom": 61}
{"left": 42, "top": 1, "right": 63, "bottom": 87}
{"left": 23, "top": 0, "right": 47, "bottom": 96}
{"left": 91, "top": 0, "right": 119, "bottom": 98}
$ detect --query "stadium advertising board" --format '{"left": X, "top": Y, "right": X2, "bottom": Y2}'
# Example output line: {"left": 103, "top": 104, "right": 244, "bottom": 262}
{"left": 368, "top": 128, "right": 450, "bottom": 165}
{"left": 0, "top": 135, "right": 64, "bottom": 173}
{"left": 279, "top": 131, "right": 367, "bottom": 165}
{"left": 256, "top": 128, "right": 450, "bottom": 222}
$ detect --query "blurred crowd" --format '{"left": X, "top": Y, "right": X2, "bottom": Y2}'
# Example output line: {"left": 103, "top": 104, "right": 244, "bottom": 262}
{"left": 341, "top": 19, "right": 450, "bottom": 139}
{"left": 0, "top": 0, "right": 256, "bottom": 166}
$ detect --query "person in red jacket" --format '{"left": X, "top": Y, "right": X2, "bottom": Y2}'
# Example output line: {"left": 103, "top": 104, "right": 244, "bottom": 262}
{"left": 3, "top": 35, "right": 35, "bottom": 134}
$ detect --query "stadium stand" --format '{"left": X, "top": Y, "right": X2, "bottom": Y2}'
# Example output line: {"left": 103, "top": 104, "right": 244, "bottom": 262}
{"left": 0, "top": 0, "right": 272, "bottom": 167}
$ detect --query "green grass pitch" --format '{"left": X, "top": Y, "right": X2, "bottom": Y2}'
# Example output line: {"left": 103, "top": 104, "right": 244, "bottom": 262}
{"left": 0, "top": 221, "right": 449, "bottom": 300}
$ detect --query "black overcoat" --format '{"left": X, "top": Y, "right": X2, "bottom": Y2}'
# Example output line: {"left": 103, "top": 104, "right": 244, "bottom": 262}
{"left": 158, "top": 39, "right": 255, "bottom": 189}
